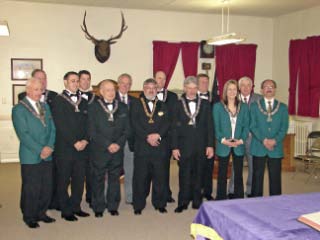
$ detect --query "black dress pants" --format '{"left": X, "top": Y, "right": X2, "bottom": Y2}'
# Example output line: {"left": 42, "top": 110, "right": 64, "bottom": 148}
{"left": 133, "top": 155, "right": 167, "bottom": 211}
{"left": 177, "top": 151, "right": 206, "bottom": 208}
{"left": 252, "top": 155, "right": 282, "bottom": 197}
{"left": 216, "top": 149, "right": 244, "bottom": 200}
{"left": 20, "top": 161, "right": 52, "bottom": 223}
{"left": 91, "top": 151, "right": 122, "bottom": 213}
{"left": 202, "top": 156, "right": 214, "bottom": 197}
{"left": 56, "top": 155, "right": 85, "bottom": 216}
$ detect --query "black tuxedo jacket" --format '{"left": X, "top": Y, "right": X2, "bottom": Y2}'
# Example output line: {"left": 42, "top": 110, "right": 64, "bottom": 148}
{"left": 51, "top": 91, "right": 89, "bottom": 159}
{"left": 171, "top": 95, "right": 214, "bottom": 157}
{"left": 116, "top": 92, "right": 137, "bottom": 151}
{"left": 162, "top": 90, "right": 178, "bottom": 118}
{"left": 18, "top": 89, "right": 58, "bottom": 109}
{"left": 88, "top": 99, "right": 130, "bottom": 155}
{"left": 130, "top": 94, "right": 170, "bottom": 158}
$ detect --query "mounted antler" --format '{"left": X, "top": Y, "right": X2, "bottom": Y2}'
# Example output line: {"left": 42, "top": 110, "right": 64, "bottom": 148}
{"left": 81, "top": 11, "right": 128, "bottom": 63}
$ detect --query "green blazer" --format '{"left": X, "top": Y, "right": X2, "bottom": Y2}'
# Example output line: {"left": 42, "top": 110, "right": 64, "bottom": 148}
{"left": 12, "top": 98, "right": 56, "bottom": 164}
{"left": 250, "top": 99, "right": 289, "bottom": 158}
{"left": 213, "top": 102, "right": 249, "bottom": 157}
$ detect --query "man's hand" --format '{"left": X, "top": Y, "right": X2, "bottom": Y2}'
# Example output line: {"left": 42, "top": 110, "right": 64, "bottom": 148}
{"left": 78, "top": 140, "right": 89, "bottom": 151}
{"left": 147, "top": 133, "right": 161, "bottom": 147}
{"left": 40, "top": 146, "right": 53, "bottom": 159}
{"left": 233, "top": 139, "right": 243, "bottom": 147}
{"left": 206, "top": 147, "right": 214, "bottom": 159}
{"left": 172, "top": 149, "right": 181, "bottom": 161}
{"left": 263, "top": 139, "right": 276, "bottom": 151}
{"left": 222, "top": 139, "right": 237, "bottom": 148}
{"left": 74, "top": 141, "right": 83, "bottom": 151}
{"left": 108, "top": 143, "right": 120, "bottom": 153}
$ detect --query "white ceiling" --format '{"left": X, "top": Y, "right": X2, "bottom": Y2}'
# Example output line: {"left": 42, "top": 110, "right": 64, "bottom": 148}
{"left": 12, "top": 0, "right": 320, "bottom": 17}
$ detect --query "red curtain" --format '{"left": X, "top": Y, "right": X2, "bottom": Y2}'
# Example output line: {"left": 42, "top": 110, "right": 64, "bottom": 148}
{"left": 288, "top": 40, "right": 303, "bottom": 114}
{"left": 181, "top": 42, "right": 199, "bottom": 78}
{"left": 215, "top": 44, "right": 257, "bottom": 97}
{"left": 288, "top": 36, "right": 320, "bottom": 117}
{"left": 153, "top": 41, "right": 181, "bottom": 88}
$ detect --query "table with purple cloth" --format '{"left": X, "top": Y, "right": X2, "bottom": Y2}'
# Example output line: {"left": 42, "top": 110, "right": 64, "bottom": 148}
{"left": 191, "top": 192, "right": 320, "bottom": 240}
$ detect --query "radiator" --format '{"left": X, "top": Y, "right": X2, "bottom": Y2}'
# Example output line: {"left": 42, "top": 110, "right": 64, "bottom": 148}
{"left": 294, "top": 120, "right": 313, "bottom": 157}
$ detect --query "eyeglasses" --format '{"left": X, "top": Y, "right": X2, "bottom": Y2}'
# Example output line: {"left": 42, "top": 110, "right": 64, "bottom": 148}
{"left": 263, "top": 85, "right": 275, "bottom": 90}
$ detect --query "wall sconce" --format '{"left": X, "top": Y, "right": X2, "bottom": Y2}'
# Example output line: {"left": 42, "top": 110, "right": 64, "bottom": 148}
{"left": 0, "top": 21, "right": 10, "bottom": 36}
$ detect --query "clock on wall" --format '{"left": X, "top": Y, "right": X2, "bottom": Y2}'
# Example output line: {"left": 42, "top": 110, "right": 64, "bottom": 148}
{"left": 200, "top": 40, "right": 215, "bottom": 58}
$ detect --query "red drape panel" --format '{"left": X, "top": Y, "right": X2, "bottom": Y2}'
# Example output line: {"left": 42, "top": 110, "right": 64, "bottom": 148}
{"left": 289, "top": 36, "right": 320, "bottom": 117}
{"left": 181, "top": 42, "right": 200, "bottom": 78}
{"left": 215, "top": 44, "right": 257, "bottom": 98}
{"left": 307, "top": 36, "right": 320, "bottom": 117}
{"left": 288, "top": 40, "right": 302, "bottom": 115}
{"left": 153, "top": 41, "right": 181, "bottom": 88}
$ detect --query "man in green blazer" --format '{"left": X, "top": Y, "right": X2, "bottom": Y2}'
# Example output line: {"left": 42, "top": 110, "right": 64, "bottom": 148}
{"left": 250, "top": 79, "right": 289, "bottom": 197}
{"left": 12, "top": 78, "right": 56, "bottom": 228}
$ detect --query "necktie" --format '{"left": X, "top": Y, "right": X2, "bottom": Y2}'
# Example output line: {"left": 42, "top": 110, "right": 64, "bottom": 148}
{"left": 36, "top": 102, "right": 44, "bottom": 117}
{"left": 122, "top": 96, "right": 126, "bottom": 104}
{"left": 267, "top": 101, "right": 272, "bottom": 113}
{"left": 244, "top": 97, "right": 248, "bottom": 104}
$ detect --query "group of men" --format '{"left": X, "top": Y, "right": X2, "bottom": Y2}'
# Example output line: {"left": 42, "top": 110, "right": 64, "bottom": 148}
{"left": 12, "top": 68, "right": 288, "bottom": 228}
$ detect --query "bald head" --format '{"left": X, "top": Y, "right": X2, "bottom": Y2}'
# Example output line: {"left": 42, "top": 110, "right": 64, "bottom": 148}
{"left": 154, "top": 71, "right": 166, "bottom": 90}
{"left": 99, "top": 79, "right": 116, "bottom": 102}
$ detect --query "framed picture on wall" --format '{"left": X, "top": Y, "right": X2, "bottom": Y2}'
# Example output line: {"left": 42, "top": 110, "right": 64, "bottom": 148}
{"left": 12, "top": 84, "right": 26, "bottom": 105}
{"left": 11, "top": 58, "right": 43, "bottom": 80}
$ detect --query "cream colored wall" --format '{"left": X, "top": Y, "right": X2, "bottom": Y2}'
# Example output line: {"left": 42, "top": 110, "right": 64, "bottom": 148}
{"left": 0, "top": 1, "right": 273, "bottom": 118}
{"left": 273, "top": 6, "right": 320, "bottom": 130}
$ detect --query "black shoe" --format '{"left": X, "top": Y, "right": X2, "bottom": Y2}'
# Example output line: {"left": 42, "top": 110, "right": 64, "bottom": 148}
{"left": 134, "top": 210, "right": 142, "bottom": 215}
{"left": 157, "top": 207, "right": 167, "bottom": 213}
{"left": 174, "top": 205, "right": 188, "bottom": 213}
{"left": 228, "top": 193, "right": 235, "bottom": 199}
{"left": 39, "top": 215, "right": 56, "bottom": 223}
{"left": 61, "top": 214, "right": 78, "bottom": 221}
{"left": 246, "top": 194, "right": 253, "bottom": 198}
{"left": 204, "top": 195, "right": 214, "bottom": 201}
{"left": 25, "top": 221, "right": 40, "bottom": 228}
{"left": 192, "top": 204, "right": 200, "bottom": 210}
{"left": 109, "top": 210, "right": 119, "bottom": 216}
{"left": 167, "top": 197, "right": 175, "bottom": 203}
{"left": 95, "top": 212, "right": 103, "bottom": 218}
{"left": 74, "top": 210, "right": 90, "bottom": 217}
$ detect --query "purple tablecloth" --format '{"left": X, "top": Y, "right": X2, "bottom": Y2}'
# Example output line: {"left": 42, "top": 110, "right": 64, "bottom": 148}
{"left": 192, "top": 192, "right": 320, "bottom": 240}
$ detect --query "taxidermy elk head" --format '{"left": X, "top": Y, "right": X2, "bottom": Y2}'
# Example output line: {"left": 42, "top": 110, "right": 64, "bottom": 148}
{"left": 81, "top": 11, "right": 128, "bottom": 63}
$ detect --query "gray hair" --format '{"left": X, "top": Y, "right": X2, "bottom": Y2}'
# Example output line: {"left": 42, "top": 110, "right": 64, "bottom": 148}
{"left": 238, "top": 76, "right": 253, "bottom": 88}
{"left": 183, "top": 76, "right": 198, "bottom": 87}
{"left": 26, "top": 77, "right": 42, "bottom": 90}
{"left": 143, "top": 78, "right": 157, "bottom": 86}
{"left": 118, "top": 73, "right": 132, "bottom": 83}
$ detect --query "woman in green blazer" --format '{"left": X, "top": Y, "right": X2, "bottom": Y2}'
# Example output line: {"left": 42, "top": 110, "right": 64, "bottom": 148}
{"left": 213, "top": 80, "right": 249, "bottom": 200}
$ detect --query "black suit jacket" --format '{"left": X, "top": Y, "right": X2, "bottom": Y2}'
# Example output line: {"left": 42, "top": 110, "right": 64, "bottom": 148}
{"left": 51, "top": 91, "right": 89, "bottom": 159}
{"left": 130, "top": 94, "right": 170, "bottom": 158}
{"left": 18, "top": 89, "right": 57, "bottom": 109}
{"left": 88, "top": 99, "right": 130, "bottom": 156}
{"left": 116, "top": 92, "right": 137, "bottom": 151}
{"left": 171, "top": 95, "right": 214, "bottom": 157}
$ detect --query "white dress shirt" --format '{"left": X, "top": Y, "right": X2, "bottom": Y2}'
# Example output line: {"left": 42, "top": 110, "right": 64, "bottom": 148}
{"left": 26, "top": 96, "right": 40, "bottom": 114}
{"left": 264, "top": 98, "right": 274, "bottom": 110}
{"left": 157, "top": 88, "right": 164, "bottom": 101}
{"left": 104, "top": 99, "right": 113, "bottom": 111}
{"left": 119, "top": 92, "right": 128, "bottom": 104}
{"left": 240, "top": 94, "right": 250, "bottom": 104}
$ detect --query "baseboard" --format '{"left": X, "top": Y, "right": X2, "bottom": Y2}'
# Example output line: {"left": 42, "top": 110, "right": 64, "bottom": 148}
{"left": 0, "top": 158, "right": 19, "bottom": 163}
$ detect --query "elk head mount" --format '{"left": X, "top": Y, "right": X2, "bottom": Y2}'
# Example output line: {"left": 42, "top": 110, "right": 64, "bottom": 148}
{"left": 81, "top": 11, "right": 128, "bottom": 63}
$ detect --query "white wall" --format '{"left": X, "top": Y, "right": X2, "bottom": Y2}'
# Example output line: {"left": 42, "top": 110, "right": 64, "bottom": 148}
{"left": 273, "top": 6, "right": 320, "bottom": 130}
{"left": 0, "top": 1, "right": 273, "bottom": 117}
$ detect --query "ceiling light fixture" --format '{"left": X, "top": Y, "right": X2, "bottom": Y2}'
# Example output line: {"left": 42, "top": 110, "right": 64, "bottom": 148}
{"left": 0, "top": 21, "right": 10, "bottom": 36}
{"left": 207, "top": 0, "right": 245, "bottom": 46}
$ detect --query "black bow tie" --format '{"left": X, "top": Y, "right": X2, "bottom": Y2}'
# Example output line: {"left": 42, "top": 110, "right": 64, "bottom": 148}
{"left": 70, "top": 93, "right": 78, "bottom": 98}
{"left": 42, "top": 92, "right": 46, "bottom": 96}
{"left": 80, "top": 91, "right": 89, "bottom": 96}
{"left": 199, "top": 93, "right": 208, "bottom": 96}
{"left": 158, "top": 90, "right": 164, "bottom": 94}
{"left": 187, "top": 99, "right": 196, "bottom": 103}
